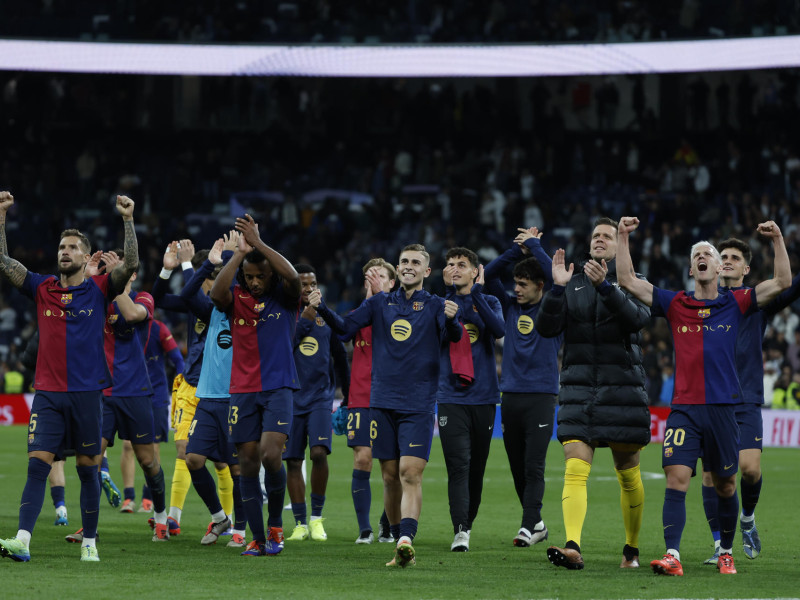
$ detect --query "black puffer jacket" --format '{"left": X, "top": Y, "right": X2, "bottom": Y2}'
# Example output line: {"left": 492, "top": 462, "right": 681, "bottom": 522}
{"left": 536, "top": 258, "right": 651, "bottom": 446}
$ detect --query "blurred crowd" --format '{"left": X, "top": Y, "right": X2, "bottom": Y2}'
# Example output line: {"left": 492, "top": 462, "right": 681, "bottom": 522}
{"left": 2, "top": 61, "right": 800, "bottom": 407}
{"left": 1, "top": 0, "right": 797, "bottom": 44}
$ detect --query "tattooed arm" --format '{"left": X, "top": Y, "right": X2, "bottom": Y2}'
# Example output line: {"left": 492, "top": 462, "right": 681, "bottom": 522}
{"left": 109, "top": 195, "right": 139, "bottom": 297}
{"left": 0, "top": 191, "right": 28, "bottom": 288}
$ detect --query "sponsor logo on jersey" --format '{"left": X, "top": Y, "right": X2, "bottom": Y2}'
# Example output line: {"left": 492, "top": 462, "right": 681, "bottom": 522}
{"left": 412, "top": 302, "right": 424, "bottom": 311}
{"left": 217, "top": 329, "right": 233, "bottom": 349}
{"left": 517, "top": 315, "right": 534, "bottom": 334}
{"left": 676, "top": 323, "right": 732, "bottom": 333}
{"left": 465, "top": 323, "right": 479, "bottom": 344}
{"left": 299, "top": 336, "right": 319, "bottom": 356}
{"left": 60, "top": 293, "right": 72, "bottom": 305}
{"left": 194, "top": 319, "right": 206, "bottom": 334}
{"left": 236, "top": 312, "right": 282, "bottom": 327}
{"left": 391, "top": 319, "right": 412, "bottom": 341}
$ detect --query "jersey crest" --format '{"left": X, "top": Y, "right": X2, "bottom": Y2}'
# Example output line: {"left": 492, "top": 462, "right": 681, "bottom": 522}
{"left": 60, "top": 293, "right": 72, "bottom": 305}
{"left": 412, "top": 301, "right": 424, "bottom": 311}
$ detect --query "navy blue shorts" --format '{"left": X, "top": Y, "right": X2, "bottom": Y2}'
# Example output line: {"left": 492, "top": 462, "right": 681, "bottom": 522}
{"left": 27, "top": 391, "right": 103, "bottom": 457}
{"left": 663, "top": 404, "right": 739, "bottom": 476}
{"left": 153, "top": 405, "right": 170, "bottom": 444}
{"left": 735, "top": 403, "right": 763, "bottom": 451}
{"left": 370, "top": 408, "right": 435, "bottom": 461}
{"left": 230, "top": 388, "right": 292, "bottom": 444}
{"left": 283, "top": 408, "right": 332, "bottom": 459}
{"left": 186, "top": 399, "right": 237, "bottom": 464}
{"left": 346, "top": 407, "right": 372, "bottom": 448}
{"left": 103, "top": 395, "right": 155, "bottom": 446}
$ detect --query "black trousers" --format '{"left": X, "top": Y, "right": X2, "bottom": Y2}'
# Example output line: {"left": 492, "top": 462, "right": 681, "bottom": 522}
{"left": 438, "top": 403, "right": 496, "bottom": 533}
{"left": 500, "top": 392, "right": 557, "bottom": 531}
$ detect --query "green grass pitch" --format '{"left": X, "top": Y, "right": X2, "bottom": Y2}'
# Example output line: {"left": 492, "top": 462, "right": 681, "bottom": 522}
{"left": 1, "top": 425, "right": 799, "bottom": 599}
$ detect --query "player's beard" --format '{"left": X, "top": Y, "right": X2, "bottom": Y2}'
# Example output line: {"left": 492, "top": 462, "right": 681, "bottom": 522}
{"left": 58, "top": 261, "right": 84, "bottom": 277}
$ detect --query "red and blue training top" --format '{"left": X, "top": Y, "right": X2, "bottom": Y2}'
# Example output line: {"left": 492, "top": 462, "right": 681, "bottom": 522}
{"left": 651, "top": 287, "right": 757, "bottom": 405}
{"left": 22, "top": 272, "right": 113, "bottom": 392}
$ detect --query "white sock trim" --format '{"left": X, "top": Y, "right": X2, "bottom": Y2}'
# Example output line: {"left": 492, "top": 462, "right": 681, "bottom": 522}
{"left": 667, "top": 548, "right": 680, "bottom": 561}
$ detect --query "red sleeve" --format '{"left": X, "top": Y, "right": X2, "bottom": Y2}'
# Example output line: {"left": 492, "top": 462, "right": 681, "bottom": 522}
{"left": 158, "top": 320, "right": 178, "bottom": 353}
{"left": 91, "top": 274, "right": 112, "bottom": 298}
{"left": 733, "top": 288, "right": 756, "bottom": 314}
{"left": 134, "top": 291, "right": 155, "bottom": 320}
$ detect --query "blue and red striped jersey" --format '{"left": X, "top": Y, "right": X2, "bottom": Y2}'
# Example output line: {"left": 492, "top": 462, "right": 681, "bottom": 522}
{"left": 21, "top": 272, "right": 113, "bottom": 392}
{"left": 103, "top": 290, "right": 154, "bottom": 397}
{"left": 229, "top": 281, "right": 300, "bottom": 393}
{"left": 652, "top": 287, "right": 757, "bottom": 405}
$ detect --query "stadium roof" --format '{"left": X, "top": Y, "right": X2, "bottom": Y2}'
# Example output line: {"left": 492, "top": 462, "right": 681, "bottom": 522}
{"left": 1, "top": 36, "right": 799, "bottom": 76}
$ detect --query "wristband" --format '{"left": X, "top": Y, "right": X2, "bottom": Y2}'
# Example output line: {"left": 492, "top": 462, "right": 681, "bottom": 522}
{"left": 181, "top": 261, "right": 193, "bottom": 271}
{"left": 159, "top": 268, "right": 173, "bottom": 279}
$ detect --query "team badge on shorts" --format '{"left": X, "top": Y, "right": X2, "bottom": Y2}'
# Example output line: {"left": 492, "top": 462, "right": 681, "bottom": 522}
{"left": 439, "top": 416, "right": 447, "bottom": 427}
{"left": 348, "top": 430, "right": 355, "bottom": 440}
{"left": 60, "top": 293, "right": 72, "bottom": 305}
{"left": 28, "top": 434, "right": 34, "bottom": 444}
{"left": 413, "top": 302, "right": 424, "bottom": 311}
{"left": 664, "top": 447, "right": 673, "bottom": 457}
{"left": 697, "top": 308, "right": 711, "bottom": 318}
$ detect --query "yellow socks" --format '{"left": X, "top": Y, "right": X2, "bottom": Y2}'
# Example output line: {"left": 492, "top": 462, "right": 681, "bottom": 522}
{"left": 562, "top": 458, "right": 591, "bottom": 546}
{"left": 215, "top": 465, "right": 233, "bottom": 516}
{"left": 170, "top": 458, "right": 191, "bottom": 511}
{"left": 616, "top": 464, "right": 644, "bottom": 549}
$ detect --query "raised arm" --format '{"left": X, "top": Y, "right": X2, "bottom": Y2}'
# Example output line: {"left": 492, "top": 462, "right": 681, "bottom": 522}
{"left": 516, "top": 227, "right": 554, "bottom": 285}
{"left": 109, "top": 195, "right": 139, "bottom": 296}
{"left": 535, "top": 248, "right": 572, "bottom": 338}
{"left": 308, "top": 288, "right": 373, "bottom": 338}
{"left": 483, "top": 230, "right": 527, "bottom": 283}
{"left": 114, "top": 290, "right": 149, "bottom": 324}
{"left": 180, "top": 236, "right": 235, "bottom": 321}
{"left": 471, "top": 266, "right": 505, "bottom": 338}
{"left": 616, "top": 217, "right": 654, "bottom": 307}
{"left": 753, "top": 220, "right": 792, "bottom": 307}
{"left": 0, "top": 192, "right": 28, "bottom": 288}
{"left": 210, "top": 234, "right": 247, "bottom": 312}
{"left": 235, "top": 213, "right": 300, "bottom": 303}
